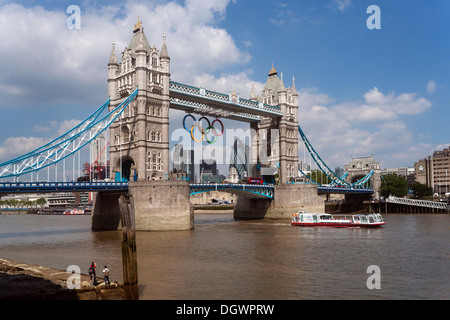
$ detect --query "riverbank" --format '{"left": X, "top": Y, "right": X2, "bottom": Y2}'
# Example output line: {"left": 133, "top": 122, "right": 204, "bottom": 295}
{"left": 0, "top": 258, "right": 126, "bottom": 300}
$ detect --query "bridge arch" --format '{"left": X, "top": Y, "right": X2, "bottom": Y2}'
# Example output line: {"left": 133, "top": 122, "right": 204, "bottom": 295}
{"left": 350, "top": 174, "right": 366, "bottom": 184}
{"left": 189, "top": 183, "right": 275, "bottom": 199}
{"left": 349, "top": 173, "right": 373, "bottom": 188}
{"left": 116, "top": 155, "right": 135, "bottom": 181}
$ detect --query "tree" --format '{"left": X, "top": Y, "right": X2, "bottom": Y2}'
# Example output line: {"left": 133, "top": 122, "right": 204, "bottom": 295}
{"left": 411, "top": 182, "right": 433, "bottom": 199}
{"left": 308, "top": 170, "right": 331, "bottom": 185}
{"left": 379, "top": 173, "right": 408, "bottom": 198}
{"left": 36, "top": 198, "right": 47, "bottom": 207}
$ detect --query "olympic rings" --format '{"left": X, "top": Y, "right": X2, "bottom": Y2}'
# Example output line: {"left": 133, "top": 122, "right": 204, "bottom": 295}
{"left": 205, "top": 126, "right": 218, "bottom": 144}
{"left": 190, "top": 124, "right": 204, "bottom": 143}
{"left": 183, "top": 114, "right": 196, "bottom": 132}
{"left": 211, "top": 119, "right": 224, "bottom": 137}
{"left": 183, "top": 114, "right": 224, "bottom": 143}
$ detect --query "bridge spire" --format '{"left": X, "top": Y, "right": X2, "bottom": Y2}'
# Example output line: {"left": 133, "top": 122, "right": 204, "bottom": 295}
{"left": 268, "top": 63, "right": 277, "bottom": 76}
{"left": 250, "top": 82, "right": 257, "bottom": 101}
{"left": 279, "top": 72, "right": 286, "bottom": 92}
{"left": 292, "top": 76, "right": 298, "bottom": 95}
{"left": 134, "top": 16, "right": 142, "bottom": 33}
{"left": 108, "top": 41, "right": 118, "bottom": 66}
{"left": 160, "top": 32, "right": 170, "bottom": 59}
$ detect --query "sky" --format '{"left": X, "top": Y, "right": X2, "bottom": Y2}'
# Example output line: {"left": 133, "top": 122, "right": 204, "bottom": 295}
{"left": 0, "top": 0, "right": 449, "bottom": 174}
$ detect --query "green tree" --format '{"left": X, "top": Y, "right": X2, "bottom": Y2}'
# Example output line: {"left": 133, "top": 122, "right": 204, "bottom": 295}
{"left": 36, "top": 198, "right": 47, "bottom": 207}
{"left": 379, "top": 173, "right": 408, "bottom": 197}
{"left": 308, "top": 170, "right": 331, "bottom": 185}
{"left": 411, "top": 182, "right": 433, "bottom": 198}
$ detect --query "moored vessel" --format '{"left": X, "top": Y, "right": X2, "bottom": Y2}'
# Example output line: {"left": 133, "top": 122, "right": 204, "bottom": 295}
{"left": 291, "top": 210, "right": 385, "bottom": 228}
{"left": 63, "top": 208, "right": 86, "bottom": 215}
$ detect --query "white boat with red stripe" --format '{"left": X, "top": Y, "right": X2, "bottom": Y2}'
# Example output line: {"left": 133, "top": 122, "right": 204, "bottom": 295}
{"left": 291, "top": 211, "right": 386, "bottom": 228}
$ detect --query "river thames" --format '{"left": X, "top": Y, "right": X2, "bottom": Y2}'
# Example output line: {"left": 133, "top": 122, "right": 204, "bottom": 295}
{"left": 0, "top": 211, "right": 448, "bottom": 299}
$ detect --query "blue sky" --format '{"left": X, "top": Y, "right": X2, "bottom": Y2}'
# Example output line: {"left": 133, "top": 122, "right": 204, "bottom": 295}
{"left": 0, "top": 0, "right": 448, "bottom": 172}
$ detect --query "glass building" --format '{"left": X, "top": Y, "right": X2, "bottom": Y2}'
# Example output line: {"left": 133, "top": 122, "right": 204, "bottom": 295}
{"left": 228, "top": 138, "right": 250, "bottom": 180}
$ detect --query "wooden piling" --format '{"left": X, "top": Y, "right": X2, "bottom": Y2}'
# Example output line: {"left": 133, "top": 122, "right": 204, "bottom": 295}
{"left": 118, "top": 194, "right": 139, "bottom": 300}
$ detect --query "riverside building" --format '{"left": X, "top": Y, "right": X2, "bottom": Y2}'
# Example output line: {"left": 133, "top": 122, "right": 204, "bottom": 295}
{"left": 415, "top": 146, "right": 450, "bottom": 196}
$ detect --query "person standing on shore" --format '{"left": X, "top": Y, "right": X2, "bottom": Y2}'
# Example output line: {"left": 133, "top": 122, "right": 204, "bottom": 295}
{"left": 103, "top": 265, "right": 110, "bottom": 285}
{"left": 89, "top": 262, "right": 97, "bottom": 286}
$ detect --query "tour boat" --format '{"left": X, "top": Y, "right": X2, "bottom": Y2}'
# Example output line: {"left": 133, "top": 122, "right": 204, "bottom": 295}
{"left": 63, "top": 209, "right": 86, "bottom": 215}
{"left": 291, "top": 211, "right": 386, "bottom": 228}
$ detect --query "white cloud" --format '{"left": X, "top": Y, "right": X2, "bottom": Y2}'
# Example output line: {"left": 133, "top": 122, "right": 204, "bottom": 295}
{"left": 332, "top": 87, "right": 432, "bottom": 123}
{"left": 427, "top": 80, "right": 437, "bottom": 94}
{"left": 299, "top": 87, "right": 334, "bottom": 107}
{"left": 0, "top": 137, "right": 50, "bottom": 162}
{"left": 0, "top": 0, "right": 250, "bottom": 107}
{"left": 270, "top": 1, "right": 299, "bottom": 27}
{"left": 329, "top": 0, "right": 352, "bottom": 12}
{"left": 0, "top": 1, "right": 437, "bottom": 173}
{"left": 0, "top": 119, "right": 82, "bottom": 162}
{"left": 298, "top": 86, "right": 433, "bottom": 169}
{"left": 193, "top": 72, "right": 264, "bottom": 99}
{"left": 0, "top": 0, "right": 256, "bottom": 164}
{"left": 363, "top": 87, "right": 432, "bottom": 116}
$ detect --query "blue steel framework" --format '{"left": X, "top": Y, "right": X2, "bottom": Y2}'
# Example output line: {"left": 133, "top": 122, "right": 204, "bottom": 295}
{"left": 169, "top": 81, "right": 283, "bottom": 121}
{"left": 297, "top": 125, "right": 374, "bottom": 188}
{"left": 0, "top": 85, "right": 375, "bottom": 196}
{"left": 0, "top": 181, "right": 128, "bottom": 193}
{"left": 0, "top": 89, "right": 138, "bottom": 180}
{"left": 190, "top": 183, "right": 275, "bottom": 199}
{"left": 0, "top": 181, "right": 372, "bottom": 198}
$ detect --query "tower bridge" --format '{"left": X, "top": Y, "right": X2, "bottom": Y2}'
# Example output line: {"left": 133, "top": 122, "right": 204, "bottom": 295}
{"left": 0, "top": 20, "right": 376, "bottom": 231}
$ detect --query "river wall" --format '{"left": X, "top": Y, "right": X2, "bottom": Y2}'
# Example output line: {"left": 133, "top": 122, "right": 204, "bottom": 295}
{"left": 0, "top": 258, "right": 126, "bottom": 300}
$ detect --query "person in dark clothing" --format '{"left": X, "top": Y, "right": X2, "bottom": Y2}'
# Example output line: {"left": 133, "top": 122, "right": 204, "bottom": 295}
{"left": 89, "top": 262, "right": 97, "bottom": 286}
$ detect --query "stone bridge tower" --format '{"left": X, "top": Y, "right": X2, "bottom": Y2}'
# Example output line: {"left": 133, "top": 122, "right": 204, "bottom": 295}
{"left": 344, "top": 156, "right": 382, "bottom": 198}
{"left": 107, "top": 18, "right": 170, "bottom": 181}
{"left": 250, "top": 65, "right": 299, "bottom": 184}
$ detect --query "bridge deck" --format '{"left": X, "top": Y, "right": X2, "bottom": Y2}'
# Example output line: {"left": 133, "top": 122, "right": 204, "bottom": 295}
{"left": 317, "top": 186, "right": 374, "bottom": 195}
{"left": 0, "top": 181, "right": 129, "bottom": 193}
{"left": 169, "top": 81, "right": 283, "bottom": 122}
{"left": 190, "top": 183, "right": 275, "bottom": 199}
{"left": 0, "top": 182, "right": 374, "bottom": 198}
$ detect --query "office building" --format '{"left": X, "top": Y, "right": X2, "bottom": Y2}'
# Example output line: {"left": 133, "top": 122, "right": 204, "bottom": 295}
{"left": 415, "top": 146, "right": 450, "bottom": 195}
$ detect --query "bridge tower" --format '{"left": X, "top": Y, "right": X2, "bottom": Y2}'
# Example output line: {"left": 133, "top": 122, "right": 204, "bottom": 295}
{"left": 344, "top": 156, "right": 381, "bottom": 197}
{"left": 250, "top": 65, "right": 299, "bottom": 184}
{"left": 107, "top": 18, "right": 170, "bottom": 181}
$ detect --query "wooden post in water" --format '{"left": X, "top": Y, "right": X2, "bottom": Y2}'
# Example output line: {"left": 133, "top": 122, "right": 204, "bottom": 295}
{"left": 119, "top": 194, "right": 139, "bottom": 300}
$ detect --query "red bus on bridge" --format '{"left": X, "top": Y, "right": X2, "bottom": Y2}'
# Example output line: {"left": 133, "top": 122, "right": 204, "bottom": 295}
{"left": 242, "top": 177, "right": 264, "bottom": 185}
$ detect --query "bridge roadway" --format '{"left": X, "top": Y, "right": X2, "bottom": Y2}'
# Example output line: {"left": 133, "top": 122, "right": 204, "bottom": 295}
{"left": 0, "top": 181, "right": 373, "bottom": 198}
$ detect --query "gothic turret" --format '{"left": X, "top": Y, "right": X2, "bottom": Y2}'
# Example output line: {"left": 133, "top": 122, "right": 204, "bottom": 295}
{"left": 252, "top": 63, "right": 299, "bottom": 184}
{"left": 249, "top": 83, "right": 257, "bottom": 102}
{"left": 107, "top": 42, "right": 119, "bottom": 100}
{"left": 107, "top": 19, "right": 171, "bottom": 182}
{"left": 160, "top": 33, "right": 170, "bottom": 60}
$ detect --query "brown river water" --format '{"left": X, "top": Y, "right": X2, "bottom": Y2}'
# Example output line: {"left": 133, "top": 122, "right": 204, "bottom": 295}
{"left": 0, "top": 211, "right": 449, "bottom": 299}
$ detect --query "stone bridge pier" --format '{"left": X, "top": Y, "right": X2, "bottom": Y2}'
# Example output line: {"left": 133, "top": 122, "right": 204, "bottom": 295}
{"left": 92, "top": 180, "right": 193, "bottom": 231}
{"left": 92, "top": 182, "right": 325, "bottom": 231}
{"left": 233, "top": 184, "right": 325, "bottom": 220}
